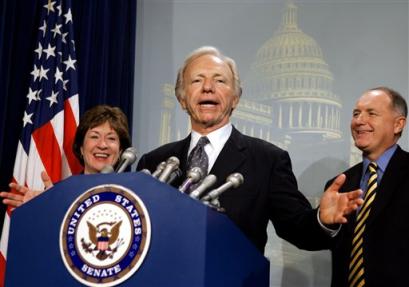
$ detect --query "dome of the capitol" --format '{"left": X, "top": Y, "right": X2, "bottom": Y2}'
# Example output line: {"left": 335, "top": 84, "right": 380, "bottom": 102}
{"left": 259, "top": 31, "right": 324, "bottom": 60}
{"left": 244, "top": 1, "right": 342, "bottom": 140}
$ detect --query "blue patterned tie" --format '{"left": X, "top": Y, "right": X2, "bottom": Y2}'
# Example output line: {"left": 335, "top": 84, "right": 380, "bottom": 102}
{"left": 186, "top": 136, "right": 209, "bottom": 191}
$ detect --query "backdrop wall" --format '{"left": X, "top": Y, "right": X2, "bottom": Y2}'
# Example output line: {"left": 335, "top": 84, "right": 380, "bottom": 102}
{"left": 132, "top": 1, "right": 408, "bottom": 286}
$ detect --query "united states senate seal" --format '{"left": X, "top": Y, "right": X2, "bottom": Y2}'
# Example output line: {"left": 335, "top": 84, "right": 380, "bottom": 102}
{"left": 59, "top": 184, "right": 151, "bottom": 286}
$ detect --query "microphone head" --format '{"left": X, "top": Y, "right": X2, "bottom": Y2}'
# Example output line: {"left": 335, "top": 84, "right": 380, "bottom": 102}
{"left": 140, "top": 169, "right": 152, "bottom": 175}
{"left": 100, "top": 165, "right": 114, "bottom": 174}
{"left": 166, "top": 156, "right": 180, "bottom": 166}
{"left": 201, "top": 174, "right": 217, "bottom": 187}
{"left": 157, "top": 161, "right": 167, "bottom": 169}
{"left": 152, "top": 161, "right": 167, "bottom": 178}
{"left": 167, "top": 168, "right": 182, "bottom": 184}
{"left": 189, "top": 174, "right": 217, "bottom": 199}
{"left": 157, "top": 156, "right": 180, "bottom": 182}
{"left": 226, "top": 173, "right": 244, "bottom": 188}
{"left": 187, "top": 167, "right": 204, "bottom": 183}
{"left": 121, "top": 147, "right": 138, "bottom": 164}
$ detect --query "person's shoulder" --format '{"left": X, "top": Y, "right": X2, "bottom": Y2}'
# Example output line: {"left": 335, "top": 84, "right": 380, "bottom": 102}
{"left": 395, "top": 145, "right": 409, "bottom": 159}
{"left": 387, "top": 145, "right": 409, "bottom": 170}
{"left": 137, "top": 137, "right": 189, "bottom": 171}
{"left": 143, "top": 138, "right": 188, "bottom": 158}
{"left": 325, "top": 162, "right": 362, "bottom": 189}
{"left": 342, "top": 162, "right": 362, "bottom": 176}
{"left": 232, "top": 128, "right": 286, "bottom": 155}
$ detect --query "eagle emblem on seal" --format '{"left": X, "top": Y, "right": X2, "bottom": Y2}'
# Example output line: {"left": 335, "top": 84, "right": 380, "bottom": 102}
{"left": 81, "top": 221, "right": 124, "bottom": 260}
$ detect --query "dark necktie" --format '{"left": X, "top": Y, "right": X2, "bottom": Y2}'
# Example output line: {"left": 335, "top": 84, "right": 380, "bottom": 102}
{"left": 186, "top": 136, "right": 209, "bottom": 191}
{"left": 348, "top": 162, "right": 378, "bottom": 287}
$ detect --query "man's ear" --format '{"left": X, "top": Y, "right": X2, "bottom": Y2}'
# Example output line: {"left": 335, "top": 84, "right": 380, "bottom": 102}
{"left": 394, "top": 116, "right": 406, "bottom": 135}
{"left": 179, "top": 97, "right": 187, "bottom": 110}
{"left": 232, "top": 95, "right": 239, "bottom": 109}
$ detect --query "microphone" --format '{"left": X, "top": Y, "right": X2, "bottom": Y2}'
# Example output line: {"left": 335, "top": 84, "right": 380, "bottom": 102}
{"left": 166, "top": 168, "right": 182, "bottom": 185}
{"left": 100, "top": 165, "right": 114, "bottom": 174}
{"left": 152, "top": 161, "right": 166, "bottom": 178}
{"left": 140, "top": 169, "right": 152, "bottom": 175}
{"left": 189, "top": 174, "right": 217, "bottom": 199}
{"left": 201, "top": 173, "right": 244, "bottom": 202}
{"left": 115, "top": 147, "right": 138, "bottom": 173}
{"left": 158, "top": 156, "right": 180, "bottom": 182}
{"left": 178, "top": 167, "right": 204, "bottom": 193}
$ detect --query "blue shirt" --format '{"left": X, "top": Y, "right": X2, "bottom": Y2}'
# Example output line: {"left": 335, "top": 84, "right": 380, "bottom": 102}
{"left": 320, "top": 144, "right": 398, "bottom": 236}
{"left": 360, "top": 144, "right": 398, "bottom": 193}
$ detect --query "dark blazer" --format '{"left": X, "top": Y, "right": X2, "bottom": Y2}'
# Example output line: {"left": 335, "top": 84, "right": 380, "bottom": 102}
{"left": 137, "top": 127, "right": 329, "bottom": 253}
{"left": 325, "top": 146, "right": 409, "bottom": 287}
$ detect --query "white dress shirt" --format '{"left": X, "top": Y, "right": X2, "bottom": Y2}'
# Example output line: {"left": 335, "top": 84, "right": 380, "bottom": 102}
{"left": 188, "top": 123, "right": 232, "bottom": 173}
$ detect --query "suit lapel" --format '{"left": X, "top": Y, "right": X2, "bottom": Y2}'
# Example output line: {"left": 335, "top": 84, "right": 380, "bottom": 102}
{"left": 168, "top": 135, "right": 191, "bottom": 187}
{"left": 177, "top": 135, "right": 192, "bottom": 175}
{"left": 367, "top": 147, "right": 409, "bottom": 228}
{"left": 342, "top": 163, "right": 363, "bottom": 233}
{"left": 209, "top": 127, "right": 247, "bottom": 187}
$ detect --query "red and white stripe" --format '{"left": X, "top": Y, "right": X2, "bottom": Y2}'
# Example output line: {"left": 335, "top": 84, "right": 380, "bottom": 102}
{"left": 0, "top": 95, "right": 82, "bottom": 284}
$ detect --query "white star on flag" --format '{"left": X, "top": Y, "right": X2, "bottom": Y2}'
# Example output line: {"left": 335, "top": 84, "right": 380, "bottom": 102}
{"left": 27, "top": 88, "right": 39, "bottom": 105}
{"left": 38, "top": 65, "right": 49, "bottom": 81}
{"left": 39, "top": 20, "right": 47, "bottom": 37}
{"left": 63, "top": 79, "right": 69, "bottom": 91}
{"left": 36, "top": 89, "right": 42, "bottom": 100}
{"left": 64, "top": 9, "right": 73, "bottom": 24}
{"left": 51, "top": 23, "right": 62, "bottom": 37}
{"left": 0, "top": 1, "right": 82, "bottom": 282}
{"left": 22, "top": 111, "right": 33, "bottom": 127}
{"left": 64, "top": 55, "right": 76, "bottom": 71}
{"left": 54, "top": 67, "right": 64, "bottom": 84}
{"left": 30, "top": 65, "right": 40, "bottom": 82}
{"left": 62, "top": 32, "right": 68, "bottom": 43}
{"left": 44, "top": 1, "right": 56, "bottom": 14}
{"left": 46, "top": 91, "right": 59, "bottom": 107}
{"left": 34, "top": 42, "right": 43, "bottom": 59}
{"left": 56, "top": 4, "right": 62, "bottom": 16}
{"left": 43, "top": 44, "right": 56, "bottom": 59}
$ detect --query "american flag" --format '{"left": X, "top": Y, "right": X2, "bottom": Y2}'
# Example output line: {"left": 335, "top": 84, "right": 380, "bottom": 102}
{"left": 0, "top": 0, "right": 82, "bottom": 284}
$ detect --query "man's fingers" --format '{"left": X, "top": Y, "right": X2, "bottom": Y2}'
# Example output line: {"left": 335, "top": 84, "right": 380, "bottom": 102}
{"left": 326, "top": 174, "right": 346, "bottom": 194}
{"left": 337, "top": 216, "right": 347, "bottom": 224}
{"left": 347, "top": 189, "right": 363, "bottom": 199}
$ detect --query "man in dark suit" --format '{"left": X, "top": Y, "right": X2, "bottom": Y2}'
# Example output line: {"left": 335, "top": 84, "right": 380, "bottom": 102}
{"left": 137, "top": 46, "right": 363, "bottom": 253}
{"left": 322, "top": 87, "right": 409, "bottom": 287}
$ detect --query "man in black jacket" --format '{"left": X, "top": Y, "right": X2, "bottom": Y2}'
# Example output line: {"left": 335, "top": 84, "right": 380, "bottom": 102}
{"left": 324, "top": 87, "right": 408, "bottom": 287}
{"left": 137, "top": 46, "right": 362, "bottom": 253}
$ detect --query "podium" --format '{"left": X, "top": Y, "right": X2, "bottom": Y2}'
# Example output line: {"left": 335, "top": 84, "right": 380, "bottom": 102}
{"left": 5, "top": 172, "right": 269, "bottom": 286}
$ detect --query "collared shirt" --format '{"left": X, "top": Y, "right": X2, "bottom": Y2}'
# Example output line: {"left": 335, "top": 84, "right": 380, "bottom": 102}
{"left": 360, "top": 144, "right": 397, "bottom": 193}
{"left": 319, "top": 144, "right": 398, "bottom": 237}
{"left": 189, "top": 123, "right": 233, "bottom": 173}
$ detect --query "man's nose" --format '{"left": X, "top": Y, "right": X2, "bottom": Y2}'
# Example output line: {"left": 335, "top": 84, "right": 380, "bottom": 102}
{"left": 202, "top": 79, "right": 215, "bottom": 93}
{"left": 353, "top": 113, "right": 367, "bottom": 124}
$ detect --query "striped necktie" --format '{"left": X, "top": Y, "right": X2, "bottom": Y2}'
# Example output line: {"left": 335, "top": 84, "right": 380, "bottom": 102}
{"left": 348, "top": 162, "right": 378, "bottom": 287}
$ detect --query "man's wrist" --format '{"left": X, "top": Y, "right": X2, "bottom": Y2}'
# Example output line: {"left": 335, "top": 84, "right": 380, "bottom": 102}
{"left": 317, "top": 208, "right": 341, "bottom": 237}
